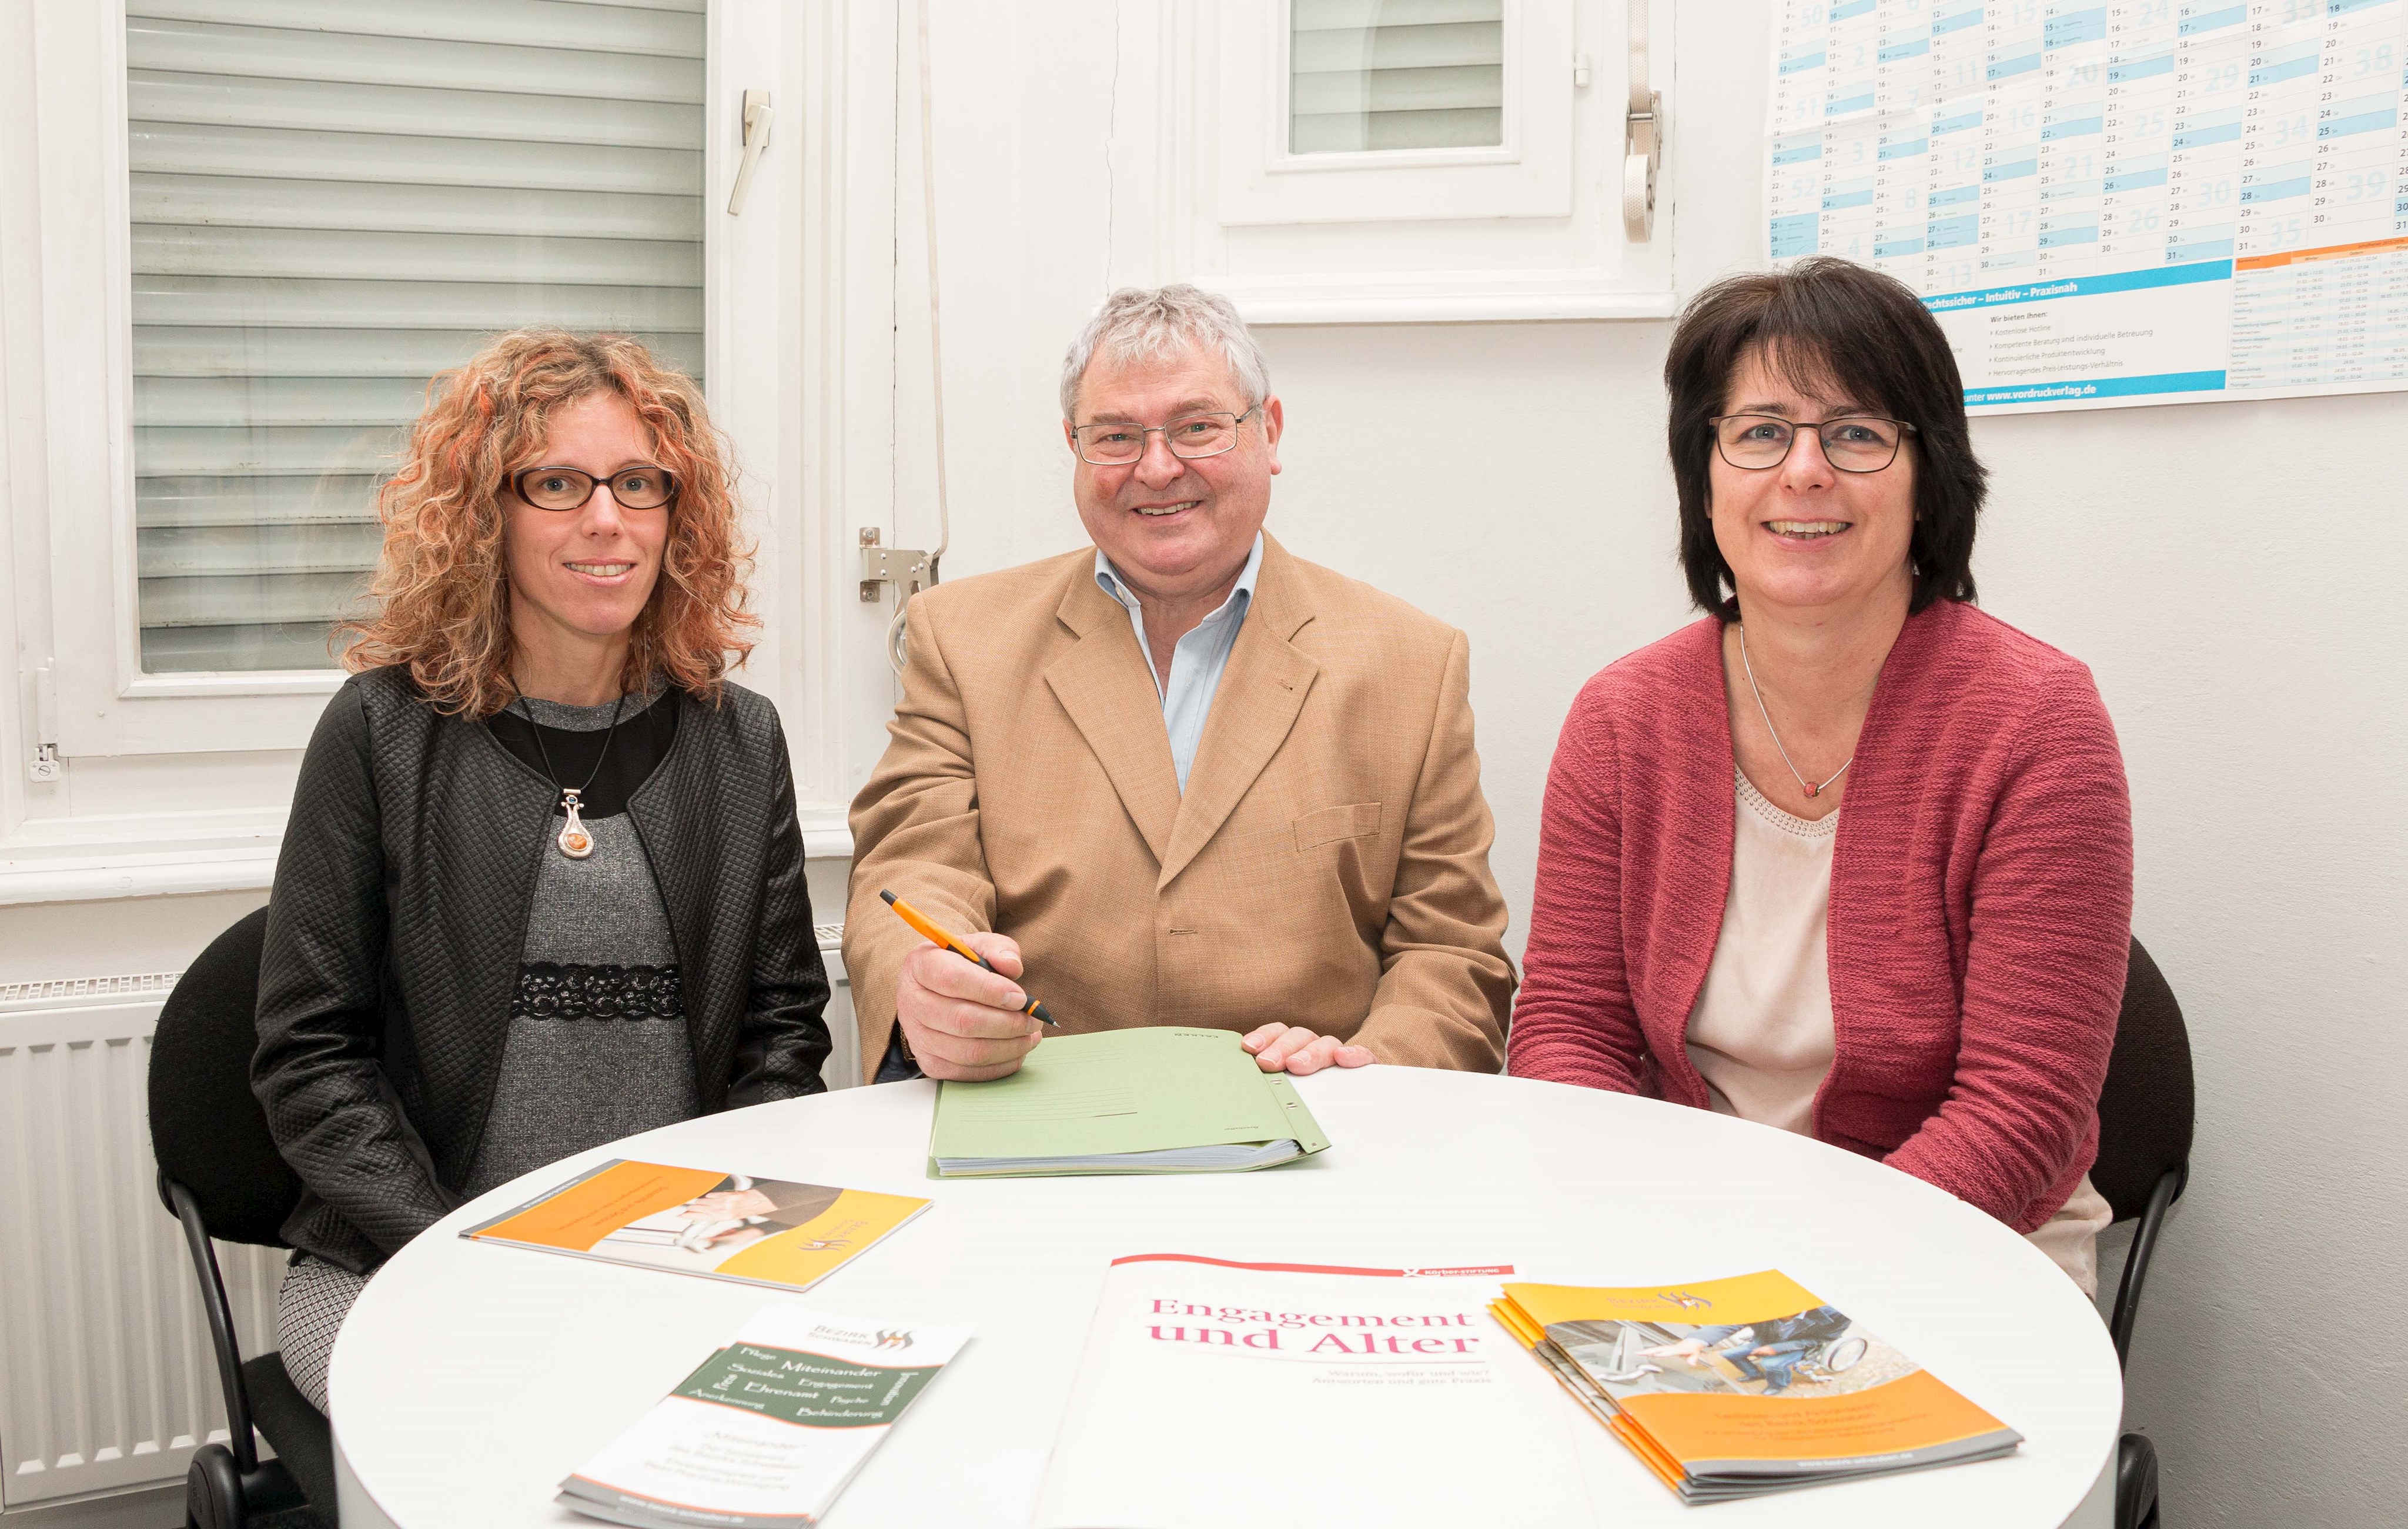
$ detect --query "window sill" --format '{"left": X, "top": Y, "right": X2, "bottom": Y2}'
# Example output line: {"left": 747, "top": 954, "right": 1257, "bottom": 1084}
{"left": 0, "top": 810, "right": 857, "bottom": 907}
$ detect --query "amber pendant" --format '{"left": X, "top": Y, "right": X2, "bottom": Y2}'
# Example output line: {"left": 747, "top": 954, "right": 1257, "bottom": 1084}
{"left": 557, "top": 789, "right": 595, "bottom": 859}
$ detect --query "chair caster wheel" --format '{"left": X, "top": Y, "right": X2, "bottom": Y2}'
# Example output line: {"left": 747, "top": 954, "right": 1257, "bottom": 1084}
{"left": 186, "top": 1443, "right": 245, "bottom": 1529}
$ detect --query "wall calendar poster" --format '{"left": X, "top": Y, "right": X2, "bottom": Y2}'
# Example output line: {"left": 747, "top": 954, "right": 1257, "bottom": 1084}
{"left": 1766, "top": 1, "right": 2408, "bottom": 412}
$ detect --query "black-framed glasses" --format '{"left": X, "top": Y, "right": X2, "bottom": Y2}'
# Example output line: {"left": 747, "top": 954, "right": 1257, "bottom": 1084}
{"left": 1711, "top": 415, "right": 1918, "bottom": 473}
{"left": 510, "top": 463, "right": 679, "bottom": 511}
{"left": 1070, "top": 407, "right": 1262, "bottom": 466}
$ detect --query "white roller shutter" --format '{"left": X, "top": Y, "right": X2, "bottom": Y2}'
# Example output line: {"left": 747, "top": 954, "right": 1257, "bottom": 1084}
{"left": 1289, "top": 0, "right": 1507, "bottom": 155}
{"left": 126, "top": 0, "right": 705, "bottom": 673}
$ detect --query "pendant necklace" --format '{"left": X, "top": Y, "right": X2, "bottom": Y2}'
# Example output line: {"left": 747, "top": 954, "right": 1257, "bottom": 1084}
{"left": 512, "top": 686, "right": 629, "bottom": 859}
{"left": 1737, "top": 625, "right": 1852, "bottom": 801}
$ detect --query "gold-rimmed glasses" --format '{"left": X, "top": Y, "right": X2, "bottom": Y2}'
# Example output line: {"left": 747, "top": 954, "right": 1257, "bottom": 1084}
{"left": 1070, "top": 407, "right": 1262, "bottom": 466}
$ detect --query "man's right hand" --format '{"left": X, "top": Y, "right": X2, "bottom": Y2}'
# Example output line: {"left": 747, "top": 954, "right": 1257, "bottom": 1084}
{"left": 894, "top": 931, "right": 1044, "bottom": 1081}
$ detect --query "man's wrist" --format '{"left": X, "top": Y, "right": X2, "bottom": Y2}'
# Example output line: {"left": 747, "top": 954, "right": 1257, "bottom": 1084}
{"left": 873, "top": 1026, "right": 924, "bottom": 1083}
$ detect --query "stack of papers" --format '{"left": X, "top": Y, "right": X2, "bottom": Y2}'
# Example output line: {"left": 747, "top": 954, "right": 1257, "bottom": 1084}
{"left": 928, "top": 1028, "right": 1330, "bottom": 1177}
{"left": 1491, "top": 1270, "right": 2021, "bottom": 1502}
{"left": 560, "top": 1304, "right": 968, "bottom": 1527}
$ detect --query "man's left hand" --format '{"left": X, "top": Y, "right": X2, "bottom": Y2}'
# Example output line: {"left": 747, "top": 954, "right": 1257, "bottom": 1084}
{"left": 1241, "top": 1023, "right": 1375, "bottom": 1075}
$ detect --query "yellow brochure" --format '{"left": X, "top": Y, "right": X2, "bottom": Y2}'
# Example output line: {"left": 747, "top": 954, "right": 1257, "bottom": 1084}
{"left": 461, "top": 1159, "right": 929, "bottom": 1294}
{"left": 1496, "top": 1270, "right": 2021, "bottom": 1503}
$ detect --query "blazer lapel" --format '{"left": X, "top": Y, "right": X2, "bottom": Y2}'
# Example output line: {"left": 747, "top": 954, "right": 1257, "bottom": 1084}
{"left": 1044, "top": 574, "right": 1182, "bottom": 866}
{"left": 430, "top": 721, "right": 560, "bottom": 1174}
{"left": 1158, "top": 539, "right": 1319, "bottom": 889}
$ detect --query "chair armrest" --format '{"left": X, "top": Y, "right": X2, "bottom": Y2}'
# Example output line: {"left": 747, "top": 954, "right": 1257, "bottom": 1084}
{"left": 166, "top": 1178, "right": 259, "bottom": 1476}
{"left": 2109, "top": 1165, "right": 2186, "bottom": 1370}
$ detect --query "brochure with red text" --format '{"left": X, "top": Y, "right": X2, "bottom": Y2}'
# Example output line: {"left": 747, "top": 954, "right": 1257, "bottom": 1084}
{"left": 1493, "top": 1271, "right": 2022, "bottom": 1502}
{"left": 461, "top": 1159, "right": 929, "bottom": 1294}
{"left": 1033, "top": 1255, "right": 1596, "bottom": 1529}
{"left": 558, "top": 1303, "right": 969, "bottom": 1528}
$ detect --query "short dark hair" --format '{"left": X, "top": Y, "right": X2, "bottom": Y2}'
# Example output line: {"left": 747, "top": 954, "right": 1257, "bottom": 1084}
{"left": 1663, "top": 257, "right": 1984, "bottom": 619}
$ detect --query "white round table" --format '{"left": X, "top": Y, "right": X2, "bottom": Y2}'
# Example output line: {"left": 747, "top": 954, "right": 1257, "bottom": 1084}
{"left": 332, "top": 1067, "right": 2118, "bottom": 1528}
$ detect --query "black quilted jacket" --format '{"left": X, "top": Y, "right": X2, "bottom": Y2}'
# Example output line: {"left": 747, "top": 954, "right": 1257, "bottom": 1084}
{"left": 252, "top": 666, "right": 831, "bottom": 1273}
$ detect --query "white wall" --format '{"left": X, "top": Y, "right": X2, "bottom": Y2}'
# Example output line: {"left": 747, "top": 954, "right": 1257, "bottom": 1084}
{"left": 1972, "top": 391, "right": 2408, "bottom": 1526}
{"left": 901, "top": 5, "right": 2408, "bottom": 1527}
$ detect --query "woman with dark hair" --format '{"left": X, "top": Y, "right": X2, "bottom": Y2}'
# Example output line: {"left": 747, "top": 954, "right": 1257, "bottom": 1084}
{"left": 1509, "top": 258, "right": 2132, "bottom": 1292}
{"left": 251, "top": 329, "right": 831, "bottom": 1410}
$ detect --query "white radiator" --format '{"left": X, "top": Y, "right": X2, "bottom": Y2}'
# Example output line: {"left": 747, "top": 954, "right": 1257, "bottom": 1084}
{"left": 0, "top": 979, "right": 282, "bottom": 1509}
{"left": 818, "top": 929, "right": 859, "bottom": 1091}
{"left": 0, "top": 942, "right": 854, "bottom": 1511}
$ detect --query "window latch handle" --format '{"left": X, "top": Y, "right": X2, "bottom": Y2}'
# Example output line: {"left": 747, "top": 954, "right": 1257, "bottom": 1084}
{"left": 859, "top": 529, "right": 937, "bottom": 676}
{"left": 26, "top": 661, "right": 59, "bottom": 781}
{"left": 1624, "top": 5, "right": 1663, "bottom": 242}
{"left": 727, "top": 89, "right": 774, "bottom": 216}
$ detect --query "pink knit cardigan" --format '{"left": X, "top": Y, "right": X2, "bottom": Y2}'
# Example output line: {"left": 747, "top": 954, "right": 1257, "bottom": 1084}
{"left": 1507, "top": 600, "right": 2133, "bottom": 1233}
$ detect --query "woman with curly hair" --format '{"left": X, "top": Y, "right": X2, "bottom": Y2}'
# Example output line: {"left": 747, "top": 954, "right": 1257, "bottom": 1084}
{"left": 250, "top": 329, "right": 831, "bottom": 1411}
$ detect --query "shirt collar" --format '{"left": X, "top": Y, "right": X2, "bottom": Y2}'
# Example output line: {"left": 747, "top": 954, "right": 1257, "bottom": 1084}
{"left": 1093, "top": 532, "right": 1264, "bottom": 627}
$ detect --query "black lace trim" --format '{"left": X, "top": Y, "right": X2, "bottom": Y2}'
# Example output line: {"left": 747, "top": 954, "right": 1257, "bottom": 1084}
{"left": 512, "top": 962, "right": 684, "bottom": 1021}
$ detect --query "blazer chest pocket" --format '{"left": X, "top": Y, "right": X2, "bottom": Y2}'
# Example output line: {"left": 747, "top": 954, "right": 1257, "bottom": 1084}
{"left": 1293, "top": 802, "right": 1382, "bottom": 852}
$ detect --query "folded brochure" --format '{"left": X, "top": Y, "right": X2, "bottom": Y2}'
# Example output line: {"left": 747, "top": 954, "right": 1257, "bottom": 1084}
{"left": 1492, "top": 1270, "right": 2021, "bottom": 1501}
{"left": 928, "top": 1028, "right": 1329, "bottom": 1177}
{"left": 461, "top": 1159, "right": 928, "bottom": 1294}
{"left": 559, "top": 1304, "right": 969, "bottom": 1528}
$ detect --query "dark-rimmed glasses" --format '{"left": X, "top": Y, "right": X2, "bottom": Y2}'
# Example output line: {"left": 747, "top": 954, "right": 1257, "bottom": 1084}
{"left": 1070, "top": 407, "right": 1262, "bottom": 466}
{"left": 511, "top": 463, "right": 679, "bottom": 511}
{"left": 1711, "top": 415, "right": 1917, "bottom": 473}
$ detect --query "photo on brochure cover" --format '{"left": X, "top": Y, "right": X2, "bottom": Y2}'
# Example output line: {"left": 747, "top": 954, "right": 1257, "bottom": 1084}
{"left": 593, "top": 1174, "right": 848, "bottom": 1268}
{"left": 1547, "top": 1300, "right": 1917, "bottom": 1403}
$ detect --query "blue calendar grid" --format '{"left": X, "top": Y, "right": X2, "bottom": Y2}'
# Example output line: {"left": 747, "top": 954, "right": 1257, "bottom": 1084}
{"left": 1765, "top": 0, "right": 2408, "bottom": 410}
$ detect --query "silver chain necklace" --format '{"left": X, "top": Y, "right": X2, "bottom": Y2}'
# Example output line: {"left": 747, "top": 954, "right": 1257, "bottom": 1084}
{"left": 1737, "top": 625, "right": 1852, "bottom": 800}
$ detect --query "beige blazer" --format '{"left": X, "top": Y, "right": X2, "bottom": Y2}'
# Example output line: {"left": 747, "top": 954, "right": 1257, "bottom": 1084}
{"left": 843, "top": 534, "right": 1514, "bottom": 1082}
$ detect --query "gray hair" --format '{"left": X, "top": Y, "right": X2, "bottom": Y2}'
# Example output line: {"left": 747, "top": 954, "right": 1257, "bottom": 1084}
{"left": 1059, "top": 283, "right": 1273, "bottom": 422}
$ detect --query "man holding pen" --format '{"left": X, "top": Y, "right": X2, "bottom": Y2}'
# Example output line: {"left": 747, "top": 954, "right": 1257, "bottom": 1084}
{"left": 844, "top": 285, "right": 1513, "bottom": 1083}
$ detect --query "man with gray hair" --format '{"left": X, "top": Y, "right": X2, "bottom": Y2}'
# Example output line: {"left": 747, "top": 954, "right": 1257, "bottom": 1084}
{"left": 843, "top": 284, "right": 1513, "bottom": 1083}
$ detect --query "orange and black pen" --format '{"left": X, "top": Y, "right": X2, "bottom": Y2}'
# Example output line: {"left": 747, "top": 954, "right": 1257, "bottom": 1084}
{"left": 878, "top": 889, "right": 1059, "bottom": 1026}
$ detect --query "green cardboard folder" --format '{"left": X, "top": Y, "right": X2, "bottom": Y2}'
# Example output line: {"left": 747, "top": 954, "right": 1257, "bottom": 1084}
{"left": 927, "top": 1028, "right": 1333, "bottom": 1178}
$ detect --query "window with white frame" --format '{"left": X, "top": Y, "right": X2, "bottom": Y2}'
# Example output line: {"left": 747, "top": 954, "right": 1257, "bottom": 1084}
{"left": 1148, "top": 0, "right": 1673, "bottom": 323}
{"left": 1289, "top": 0, "right": 1507, "bottom": 154}
{"left": 21, "top": 0, "right": 891, "bottom": 809}
{"left": 125, "top": 2, "right": 707, "bottom": 675}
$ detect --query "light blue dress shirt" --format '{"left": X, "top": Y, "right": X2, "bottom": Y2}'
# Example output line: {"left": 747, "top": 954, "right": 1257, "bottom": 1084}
{"left": 1093, "top": 533, "right": 1263, "bottom": 792}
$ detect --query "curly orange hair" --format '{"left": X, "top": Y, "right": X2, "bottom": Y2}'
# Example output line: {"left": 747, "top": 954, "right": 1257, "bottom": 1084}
{"left": 339, "top": 328, "right": 757, "bottom": 717}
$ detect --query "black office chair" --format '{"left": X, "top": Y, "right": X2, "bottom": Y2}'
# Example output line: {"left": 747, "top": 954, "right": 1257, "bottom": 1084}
{"left": 2091, "top": 936, "right": 2195, "bottom": 1529}
{"left": 148, "top": 907, "right": 336, "bottom": 1528}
